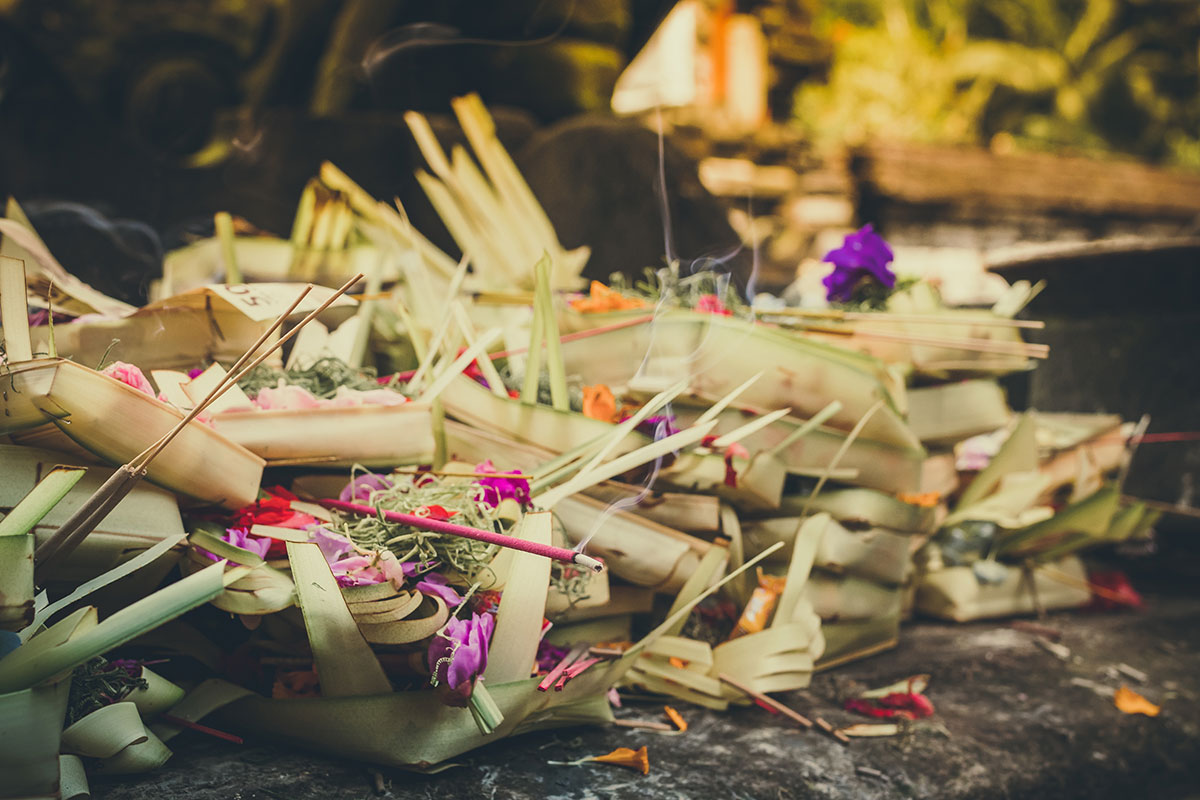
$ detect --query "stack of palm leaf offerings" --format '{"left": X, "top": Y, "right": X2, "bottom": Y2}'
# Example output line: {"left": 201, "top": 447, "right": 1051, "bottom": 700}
{"left": 0, "top": 93, "right": 1159, "bottom": 794}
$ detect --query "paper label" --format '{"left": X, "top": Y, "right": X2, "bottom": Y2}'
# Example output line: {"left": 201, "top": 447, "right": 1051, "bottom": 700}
{"left": 208, "top": 283, "right": 356, "bottom": 322}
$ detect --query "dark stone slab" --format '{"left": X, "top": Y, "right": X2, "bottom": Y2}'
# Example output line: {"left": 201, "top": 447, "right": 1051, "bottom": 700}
{"left": 93, "top": 595, "right": 1200, "bottom": 799}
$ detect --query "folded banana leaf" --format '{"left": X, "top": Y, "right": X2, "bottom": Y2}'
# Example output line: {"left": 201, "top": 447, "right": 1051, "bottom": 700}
{"left": 672, "top": 406, "right": 929, "bottom": 494}
{"left": 555, "top": 312, "right": 918, "bottom": 450}
{"left": 0, "top": 677, "right": 72, "bottom": 800}
{"left": 17, "top": 360, "right": 263, "bottom": 509}
{"left": 916, "top": 555, "right": 1091, "bottom": 622}
{"left": 211, "top": 402, "right": 435, "bottom": 467}
{"left": 1, "top": 444, "right": 185, "bottom": 588}
{"left": 0, "top": 357, "right": 58, "bottom": 434}
{"left": 770, "top": 487, "right": 938, "bottom": 533}
{"left": 439, "top": 374, "right": 645, "bottom": 456}
{"left": 906, "top": 379, "right": 1011, "bottom": 445}
{"left": 554, "top": 494, "right": 720, "bottom": 594}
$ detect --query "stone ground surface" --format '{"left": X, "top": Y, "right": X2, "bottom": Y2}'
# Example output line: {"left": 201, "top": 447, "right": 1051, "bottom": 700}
{"left": 93, "top": 592, "right": 1200, "bottom": 800}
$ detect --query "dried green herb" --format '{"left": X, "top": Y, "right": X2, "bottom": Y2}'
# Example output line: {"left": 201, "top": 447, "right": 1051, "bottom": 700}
{"left": 236, "top": 356, "right": 386, "bottom": 399}
{"left": 65, "top": 657, "right": 148, "bottom": 726}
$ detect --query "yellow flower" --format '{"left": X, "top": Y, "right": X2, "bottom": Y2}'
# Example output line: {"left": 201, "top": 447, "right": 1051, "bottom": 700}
{"left": 590, "top": 746, "right": 650, "bottom": 774}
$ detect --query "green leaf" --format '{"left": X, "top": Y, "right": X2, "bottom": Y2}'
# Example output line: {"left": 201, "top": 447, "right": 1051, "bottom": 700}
{"left": 0, "top": 561, "right": 237, "bottom": 694}
{"left": 0, "top": 467, "right": 87, "bottom": 538}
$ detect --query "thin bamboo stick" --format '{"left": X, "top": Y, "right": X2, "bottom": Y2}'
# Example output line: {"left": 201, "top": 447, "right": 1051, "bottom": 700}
{"left": 799, "top": 324, "right": 1048, "bottom": 358}
{"left": 755, "top": 307, "right": 1045, "bottom": 329}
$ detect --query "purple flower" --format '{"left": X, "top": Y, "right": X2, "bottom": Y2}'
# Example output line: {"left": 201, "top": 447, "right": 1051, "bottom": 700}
{"left": 428, "top": 612, "right": 495, "bottom": 703}
{"left": 822, "top": 224, "right": 895, "bottom": 303}
{"left": 400, "top": 560, "right": 463, "bottom": 607}
{"left": 473, "top": 460, "right": 531, "bottom": 509}
{"left": 339, "top": 473, "right": 394, "bottom": 503}
{"left": 308, "top": 525, "right": 355, "bottom": 563}
{"left": 201, "top": 528, "right": 272, "bottom": 562}
{"left": 536, "top": 639, "right": 570, "bottom": 673}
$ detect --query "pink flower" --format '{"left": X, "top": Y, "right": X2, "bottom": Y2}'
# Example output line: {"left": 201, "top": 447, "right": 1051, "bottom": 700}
{"left": 253, "top": 384, "right": 321, "bottom": 410}
{"left": 102, "top": 361, "right": 155, "bottom": 396}
{"left": 327, "top": 386, "right": 408, "bottom": 408}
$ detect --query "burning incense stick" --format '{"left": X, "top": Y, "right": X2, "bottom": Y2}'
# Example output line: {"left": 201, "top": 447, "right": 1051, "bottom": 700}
{"left": 320, "top": 498, "right": 605, "bottom": 572}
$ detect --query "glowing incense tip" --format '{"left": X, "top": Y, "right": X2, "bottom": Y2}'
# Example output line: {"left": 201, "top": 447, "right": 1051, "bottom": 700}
{"left": 574, "top": 553, "right": 605, "bottom": 573}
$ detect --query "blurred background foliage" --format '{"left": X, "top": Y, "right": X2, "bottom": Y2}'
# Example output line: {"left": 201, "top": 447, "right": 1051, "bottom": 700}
{"left": 795, "top": 0, "right": 1200, "bottom": 168}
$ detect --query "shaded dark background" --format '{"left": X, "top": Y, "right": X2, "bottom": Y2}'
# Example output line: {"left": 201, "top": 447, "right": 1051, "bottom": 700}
{"left": 0, "top": 0, "right": 760, "bottom": 303}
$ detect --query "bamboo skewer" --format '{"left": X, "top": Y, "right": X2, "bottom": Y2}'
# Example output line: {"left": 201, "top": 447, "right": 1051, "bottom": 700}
{"left": 320, "top": 498, "right": 605, "bottom": 572}
{"left": 35, "top": 276, "right": 364, "bottom": 572}
{"left": 1120, "top": 495, "right": 1200, "bottom": 520}
{"left": 796, "top": 324, "right": 1049, "bottom": 359}
{"left": 718, "top": 672, "right": 848, "bottom": 744}
{"left": 394, "top": 468, "right": 534, "bottom": 480}
{"left": 754, "top": 307, "right": 1045, "bottom": 329}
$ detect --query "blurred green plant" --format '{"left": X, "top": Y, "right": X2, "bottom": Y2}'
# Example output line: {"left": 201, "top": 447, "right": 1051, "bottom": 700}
{"left": 795, "top": 0, "right": 1200, "bottom": 168}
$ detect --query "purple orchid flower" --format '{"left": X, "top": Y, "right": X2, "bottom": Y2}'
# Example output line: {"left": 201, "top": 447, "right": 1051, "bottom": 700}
{"left": 201, "top": 528, "right": 272, "bottom": 562}
{"left": 401, "top": 561, "right": 463, "bottom": 607}
{"left": 339, "top": 473, "right": 394, "bottom": 503}
{"left": 822, "top": 224, "right": 896, "bottom": 303}
{"left": 473, "top": 460, "right": 531, "bottom": 509}
{"left": 309, "top": 525, "right": 355, "bottom": 563}
{"left": 428, "top": 611, "right": 495, "bottom": 704}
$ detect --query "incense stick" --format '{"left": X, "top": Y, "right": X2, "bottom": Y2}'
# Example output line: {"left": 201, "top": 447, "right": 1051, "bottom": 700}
{"left": 320, "top": 498, "right": 604, "bottom": 571}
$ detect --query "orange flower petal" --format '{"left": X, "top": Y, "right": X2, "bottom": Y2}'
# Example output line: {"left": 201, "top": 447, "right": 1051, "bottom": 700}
{"left": 1114, "top": 685, "right": 1160, "bottom": 716}
{"left": 582, "top": 384, "right": 618, "bottom": 423}
{"left": 664, "top": 706, "right": 688, "bottom": 732}
{"left": 590, "top": 746, "right": 650, "bottom": 774}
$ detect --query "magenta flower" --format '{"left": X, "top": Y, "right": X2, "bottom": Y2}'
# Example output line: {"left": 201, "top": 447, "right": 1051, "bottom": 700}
{"left": 428, "top": 612, "right": 495, "bottom": 704}
{"left": 630, "top": 414, "right": 679, "bottom": 439}
{"left": 339, "top": 473, "right": 395, "bottom": 503}
{"left": 473, "top": 460, "right": 531, "bottom": 509}
{"left": 822, "top": 224, "right": 895, "bottom": 303}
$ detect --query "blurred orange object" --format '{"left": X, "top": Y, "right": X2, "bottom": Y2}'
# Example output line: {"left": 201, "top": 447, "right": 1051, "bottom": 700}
{"left": 1114, "top": 685, "right": 1160, "bottom": 717}
{"left": 570, "top": 281, "right": 648, "bottom": 313}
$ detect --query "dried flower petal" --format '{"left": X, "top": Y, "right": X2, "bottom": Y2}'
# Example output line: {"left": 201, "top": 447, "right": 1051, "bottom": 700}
{"left": 1114, "top": 685, "right": 1160, "bottom": 716}
{"left": 664, "top": 706, "right": 687, "bottom": 732}
{"left": 589, "top": 746, "right": 650, "bottom": 774}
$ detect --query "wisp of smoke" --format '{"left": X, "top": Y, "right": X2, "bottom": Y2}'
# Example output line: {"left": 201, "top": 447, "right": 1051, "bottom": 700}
{"left": 360, "top": 0, "right": 579, "bottom": 82}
